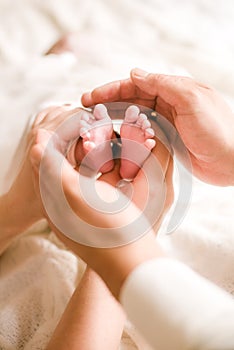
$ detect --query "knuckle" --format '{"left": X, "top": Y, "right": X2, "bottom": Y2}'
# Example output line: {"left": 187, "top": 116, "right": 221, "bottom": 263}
{"left": 184, "top": 86, "right": 203, "bottom": 105}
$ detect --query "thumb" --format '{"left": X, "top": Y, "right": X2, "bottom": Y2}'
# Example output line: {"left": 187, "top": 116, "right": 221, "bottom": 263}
{"left": 130, "top": 68, "right": 163, "bottom": 97}
{"left": 131, "top": 68, "right": 188, "bottom": 107}
{"left": 30, "top": 128, "right": 79, "bottom": 205}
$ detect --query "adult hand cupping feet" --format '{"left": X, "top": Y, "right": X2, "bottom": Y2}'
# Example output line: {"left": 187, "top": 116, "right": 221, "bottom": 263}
{"left": 30, "top": 103, "right": 173, "bottom": 298}
{"left": 82, "top": 69, "right": 234, "bottom": 186}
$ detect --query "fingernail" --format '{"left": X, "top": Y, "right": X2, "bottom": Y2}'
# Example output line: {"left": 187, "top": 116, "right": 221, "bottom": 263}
{"left": 132, "top": 68, "right": 148, "bottom": 78}
{"left": 81, "top": 92, "right": 91, "bottom": 107}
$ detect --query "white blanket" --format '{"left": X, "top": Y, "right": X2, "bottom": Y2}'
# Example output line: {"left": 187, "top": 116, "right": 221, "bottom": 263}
{"left": 0, "top": 0, "right": 234, "bottom": 349}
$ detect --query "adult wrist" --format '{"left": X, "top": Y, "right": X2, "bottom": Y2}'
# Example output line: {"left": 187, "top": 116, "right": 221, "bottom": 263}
{"left": 0, "top": 193, "right": 13, "bottom": 235}
{"left": 2, "top": 188, "right": 41, "bottom": 236}
{"left": 0, "top": 193, "right": 24, "bottom": 254}
{"left": 98, "top": 233, "right": 166, "bottom": 299}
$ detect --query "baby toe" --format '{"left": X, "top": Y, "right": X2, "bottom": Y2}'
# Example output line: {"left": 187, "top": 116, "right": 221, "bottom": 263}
{"left": 80, "top": 119, "right": 91, "bottom": 137}
{"left": 142, "top": 119, "right": 151, "bottom": 130}
{"left": 144, "top": 138, "right": 156, "bottom": 150}
{"left": 80, "top": 113, "right": 90, "bottom": 122}
{"left": 80, "top": 127, "right": 90, "bottom": 139}
{"left": 136, "top": 113, "right": 147, "bottom": 126}
{"left": 125, "top": 105, "right": 140, "bottom": 123}
{"left": 80, "top": 119, "right": 88, "bottom": 128}
{"left": 93, "top": 104, "right": 109, "bottom": 120}
{"left": 83, "top": 140, "right": 96, "bottom": 152}
{"left": 145, "top": 127, "right": 155, "bottom": 138}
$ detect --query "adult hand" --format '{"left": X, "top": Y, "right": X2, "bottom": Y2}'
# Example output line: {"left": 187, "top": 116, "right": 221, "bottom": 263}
{"left": 30, "top": 107, "right": 173, "bottom": 298}
{"left": 82, "top": 69, "right": 234, "bottom": 186}
{"left": 10, "top": 105, "right": 84, "bottom": 229}
{"left": 0, "top": 104, "right": 83, "bottom": 253}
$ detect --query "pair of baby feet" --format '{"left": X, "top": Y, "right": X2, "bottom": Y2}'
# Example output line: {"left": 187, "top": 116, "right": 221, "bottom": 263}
{"left": 70, "top": 104, "right": 156, "bottom": 180}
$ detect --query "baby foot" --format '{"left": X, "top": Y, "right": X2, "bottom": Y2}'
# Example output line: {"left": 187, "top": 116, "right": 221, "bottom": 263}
{"left": 74, "top": 104, "right": 114, "bottom": 173}
{"left": 120, "top": 105, "right": 156, "bottom": 180}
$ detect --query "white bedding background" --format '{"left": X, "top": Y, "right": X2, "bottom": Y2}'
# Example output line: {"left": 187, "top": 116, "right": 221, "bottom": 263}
{"left": 0, "top": 0, "right": 234, "bottom": 349}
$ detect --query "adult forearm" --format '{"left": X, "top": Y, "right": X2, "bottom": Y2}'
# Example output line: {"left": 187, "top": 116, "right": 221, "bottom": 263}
{"left": 0, "top": 191, "right": 39, "bottom": 254}
{"left": 0, "top": 195, "right": 18, "bottom": 254}
{"left": 52, "top": 226, "right": 166, "bottom": 300}
{"left": 46, "top": 267, "right": 125, "bottom": 350}
{"left": 96, "top": 232, "right": 166, "bottom": 299}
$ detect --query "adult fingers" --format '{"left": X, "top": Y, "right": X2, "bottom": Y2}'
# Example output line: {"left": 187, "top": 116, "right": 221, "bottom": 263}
{"left": 151, "top": 156, "right": 174, "bottom": 234}
{"left": 37, "top": 105, "right": 75, "bottom": 124}
{"left": 163, "top": 156, "right": 174, "bottom": 213}
{"left": 81, "top": 79, "right": 134, "bottom": 106}
{"left": 135, "top": 126, "right": 171, "bottom": 184}
{"left": 81, "top": 77, "right": 154, "bottom": 106}
{"left": 32, "top": 106, "right": 58, "bottom": 126}
{"left": 132, "top": 135, "right": 172, "bottom": 225}
{"left": 130, "top": 68, "right": 200, "bottom": 111}
{"left": 30, "top": 127, "right": 80, "bottom": 218}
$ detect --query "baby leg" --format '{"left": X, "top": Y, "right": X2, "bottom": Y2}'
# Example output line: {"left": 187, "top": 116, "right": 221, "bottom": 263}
{"left": 120, "top": 105, "right": 156, "bottom": 180}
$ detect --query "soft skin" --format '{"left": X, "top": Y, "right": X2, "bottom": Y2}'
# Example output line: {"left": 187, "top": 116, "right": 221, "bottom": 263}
{"left": 82, "top": 68, "right": 234, "bottom": 186}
